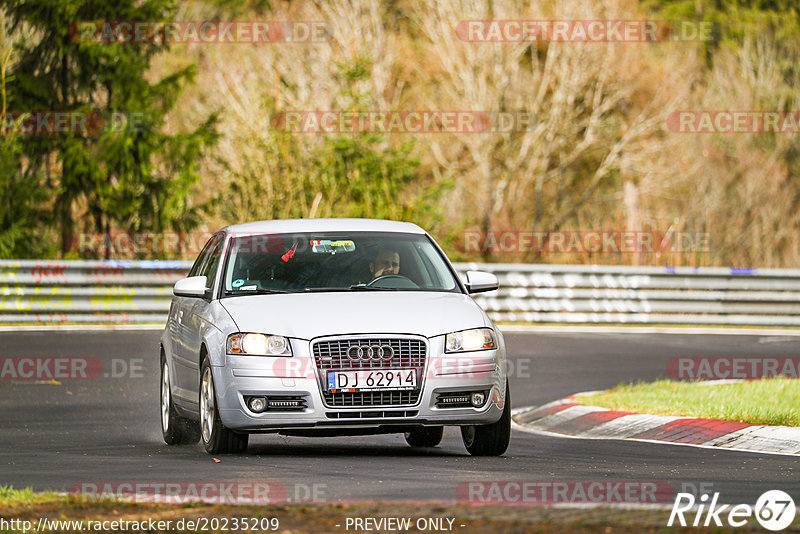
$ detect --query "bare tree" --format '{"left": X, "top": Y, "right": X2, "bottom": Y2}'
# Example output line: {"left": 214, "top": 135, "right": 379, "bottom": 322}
{"left": 415, "top": 0, "right": 695, "bottom": 261}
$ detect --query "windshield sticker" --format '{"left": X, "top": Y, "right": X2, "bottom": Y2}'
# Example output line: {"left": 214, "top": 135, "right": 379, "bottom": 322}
{"left": 310, "top": 239, "right": 356, "bottom": 253}
{"left": 239, "top": 285, "right": 257, "bottom": 291}
{"left": 232, "top": 279, "right": 245, "bottom": 288}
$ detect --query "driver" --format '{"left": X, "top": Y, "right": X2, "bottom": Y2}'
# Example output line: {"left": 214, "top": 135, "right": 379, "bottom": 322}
{"left": 369, "top": 248, "right": 400, "bottom": 280}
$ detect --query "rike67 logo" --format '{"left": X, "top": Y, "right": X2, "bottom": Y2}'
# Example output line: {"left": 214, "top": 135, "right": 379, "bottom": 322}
{"left": 669, "top": 490, "right": 796, "bottom": 531}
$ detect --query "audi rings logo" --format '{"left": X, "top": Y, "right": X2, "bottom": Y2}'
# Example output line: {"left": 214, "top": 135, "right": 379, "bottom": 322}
{"left": 347, "top": 345, "right": 394, "bottom": 361}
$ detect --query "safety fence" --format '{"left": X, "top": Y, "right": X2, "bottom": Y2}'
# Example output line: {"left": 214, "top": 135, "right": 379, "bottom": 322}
{"left": 1, "top": 260, "right": 799, "bottom": 326}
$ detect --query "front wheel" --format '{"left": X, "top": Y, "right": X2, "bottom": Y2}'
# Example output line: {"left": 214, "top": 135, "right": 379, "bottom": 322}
{"left": 461, "top": 382, "right": 511, "bottom": 456}
{"left": 200, "top": 359, "right": 248, "bottom": 454}
{"left": 405, "top": 426, "right": 444, "bottom": 448}
{"left": 161, "top": 359, "right": 200, "bottom": 445}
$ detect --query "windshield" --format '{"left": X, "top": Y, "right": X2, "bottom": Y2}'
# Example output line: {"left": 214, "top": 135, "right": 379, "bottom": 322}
{"left": 221, "top": 231, "right": 461, "bottom": 295}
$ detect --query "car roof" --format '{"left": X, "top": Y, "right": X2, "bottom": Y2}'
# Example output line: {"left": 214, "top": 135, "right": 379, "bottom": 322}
{"left": 219, "top": 218, "right": 427, "bottom": 236}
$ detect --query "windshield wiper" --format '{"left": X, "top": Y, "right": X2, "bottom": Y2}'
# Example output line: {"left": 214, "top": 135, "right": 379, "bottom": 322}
{"left": 224, "top": 288, "right": 297, "bottom": 296}
{"left": 349, "top": 284, "right": 398, "bottom": 291}
{"left": 298, "top": 286, "right": 399, "bottom": 292}
{"left": 226, "top": 286, "right": 399, "bottom": 295}
{"left": 302, "top": 287, "right": 352, "bottom": 292}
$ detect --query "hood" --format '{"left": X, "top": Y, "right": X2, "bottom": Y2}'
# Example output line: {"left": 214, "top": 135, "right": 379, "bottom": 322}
{"left": 219, "top": 291, "right": 486, "bottom": 340}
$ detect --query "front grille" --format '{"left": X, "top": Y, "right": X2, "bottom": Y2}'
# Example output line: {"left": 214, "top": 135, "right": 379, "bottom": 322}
{"left": 324, "top": 389, "right": 419, "bottom": 407}
{"left": 313, "top": 338, "right": 426, "bottom": 370}
{"left": 312, "top": 338, "right": 426, "bottom": 407}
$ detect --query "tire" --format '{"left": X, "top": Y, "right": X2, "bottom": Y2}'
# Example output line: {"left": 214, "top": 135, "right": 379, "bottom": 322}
{"left": 460, "top": 382, "right": 511, "bottom": 456}
{"left": 200, "top": 359, "right": 248, "bottom": 454}
{"left": 404, "top": 426, "right": 444, "bottom": 448}
{"left": 161, "top": 358, "right": 201, "bottom": 445}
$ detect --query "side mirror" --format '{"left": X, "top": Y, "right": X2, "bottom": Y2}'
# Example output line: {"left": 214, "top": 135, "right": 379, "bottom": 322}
{"left": 173, "top": 276, "right": 209, "bottom": 298}
{"left": 465, "top": 270, "right": 499, "bottom": 294}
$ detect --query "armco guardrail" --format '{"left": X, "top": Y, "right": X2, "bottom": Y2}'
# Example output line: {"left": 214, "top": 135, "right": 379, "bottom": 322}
{"left": 0, "top": 260, "right": 187, "bottom": 324}
{"left": 1, "top": 260, "right": 799, "bottom": 326}
{"left": 462, "top": 263, "right": 800, "bottom": 326}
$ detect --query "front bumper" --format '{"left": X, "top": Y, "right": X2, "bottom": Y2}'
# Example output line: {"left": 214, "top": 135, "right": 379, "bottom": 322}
{"left": 214, "top": 334, "right": 507, "bottom": 432}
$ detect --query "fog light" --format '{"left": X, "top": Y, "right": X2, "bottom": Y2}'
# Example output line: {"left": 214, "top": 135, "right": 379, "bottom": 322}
{"left": 248, "top": 396, "right": 267, "bottom": 413}
{"left": 471, "top": 392, "right": 486, "bottom": 407}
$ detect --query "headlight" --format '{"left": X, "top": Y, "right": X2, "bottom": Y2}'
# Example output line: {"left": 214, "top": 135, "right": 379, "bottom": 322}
{"left": 445, "top": 328, "right": 496, "bottom": 353}
{"left": 227, "top": 333, "right": 292, "bottom": 356}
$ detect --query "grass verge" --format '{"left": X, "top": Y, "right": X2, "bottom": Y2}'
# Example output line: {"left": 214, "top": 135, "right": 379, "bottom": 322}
{"left": 0, "top": 486, "right": 689, "bottom": 533}
{"left": 579, "top": 378, "right": 800, "bottom": 426}
{"left": 0, "top": 486, "right": 62, "bottom": 507}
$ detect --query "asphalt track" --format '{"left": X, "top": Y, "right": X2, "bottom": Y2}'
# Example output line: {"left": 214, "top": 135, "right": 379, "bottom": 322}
{"left": 1, "top": 329, "right": 798, "bottom": 505}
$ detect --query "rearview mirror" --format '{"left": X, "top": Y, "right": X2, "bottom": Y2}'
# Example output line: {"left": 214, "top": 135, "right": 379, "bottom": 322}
{"left": 465, "top": 270, "right": 499, "bottom": 294}
{"left": 173, "top": 276, "right": 209, "bottom": 298}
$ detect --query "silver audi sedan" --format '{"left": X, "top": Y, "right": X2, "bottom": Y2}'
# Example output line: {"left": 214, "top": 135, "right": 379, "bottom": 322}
{"left": 159, "top": 219, "right": 510, "bottom": 455}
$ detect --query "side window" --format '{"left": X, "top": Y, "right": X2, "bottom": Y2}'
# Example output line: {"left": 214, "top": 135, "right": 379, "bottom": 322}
{"left": 411, "top": 243, "right": 437, "bottom": 288}
{"left": 189, "top": 235, "right": 218, "bottom": 277}
{"left": 417, "top": 239, "right": 457, "bottom": 290}
{"left": 199, "top": 236, "right": 225, "bottom": 289}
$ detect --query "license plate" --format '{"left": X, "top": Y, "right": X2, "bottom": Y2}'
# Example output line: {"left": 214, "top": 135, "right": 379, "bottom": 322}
{"left": 327, "top": 369, "right": 417, "bottom": 392}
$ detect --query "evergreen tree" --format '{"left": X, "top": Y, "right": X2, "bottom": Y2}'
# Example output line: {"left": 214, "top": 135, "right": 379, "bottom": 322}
{"left": 0, "top": 6, "right": 52, "bottom": 257}
{"left": 1, "top": 0, "right": 218, "bottom": 257}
